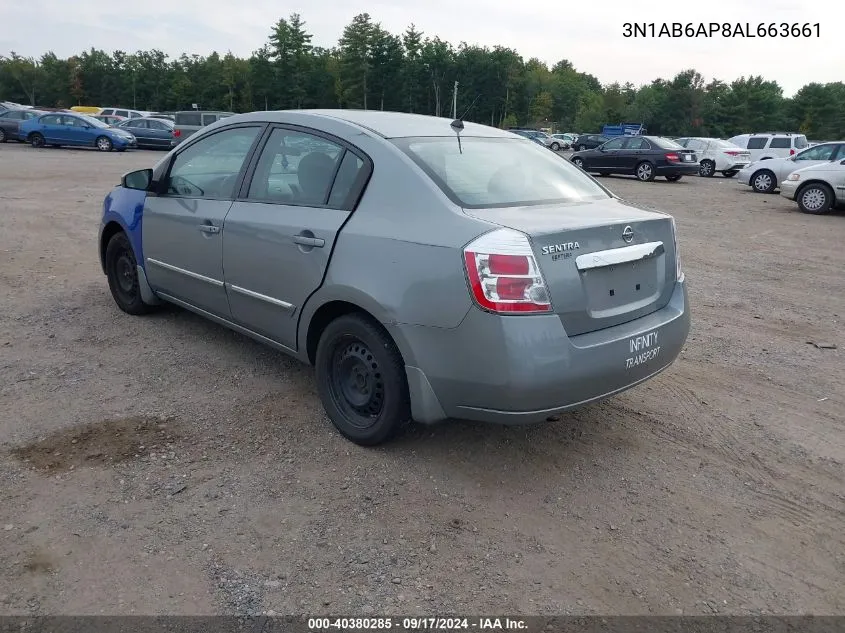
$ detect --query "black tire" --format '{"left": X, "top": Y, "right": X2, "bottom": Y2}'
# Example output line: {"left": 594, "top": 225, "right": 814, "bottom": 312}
{"left": 796, "top": 182, "right": 834, "bottom": 215}
{"left": 597, "top": 171, "right": 610, "bottom": 177}
{"left": 666, "top": 174, "right": 683, "bottom": 182}
{"left": 96, "top": 135, "right": 113, "bottom": 152}
{"left": 635, "top": 161, "right": 655, "bottom": 182}
{"left": 315, "top": 313, "right": 411, "bottom": 446}
{"left": 105, "top": 231, "right": 154, "bottom": 315}
{"left": 699, "top": 160, "right": 715, "bottom": 177}
{"left": 751, "top": 169, "right": 776, "bottom": 193}
{"left": 722, "top": 170, "right": 738, "bottom": 178}
{"left": 572, "top": 157, "right": 584, "bottom": 169}
{"left": 0, "top": 128, "right": 6, "bottom": 143}
{"left": 576, "top": 144, "right": 585, "bottom": 151}
{"left": 29, "top": 133, "right": 45, "bottom": 148}
{"left": 550, "top": 142, "right": 560, "bottom": 151}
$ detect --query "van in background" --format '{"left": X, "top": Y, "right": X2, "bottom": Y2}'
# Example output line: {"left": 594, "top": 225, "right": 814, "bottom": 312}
{"left": 173, "top": 110, "right": 235, "bottom": 144}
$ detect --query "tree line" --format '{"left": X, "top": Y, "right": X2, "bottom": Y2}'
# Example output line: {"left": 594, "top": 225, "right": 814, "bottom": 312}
{"left": 2, "top": 12, "right": 844, "bottom": 139}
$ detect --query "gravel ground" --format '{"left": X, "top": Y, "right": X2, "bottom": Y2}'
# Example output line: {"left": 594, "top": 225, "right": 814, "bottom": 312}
{"left": 0, "top": 142, "right": 843, "bottom": 616}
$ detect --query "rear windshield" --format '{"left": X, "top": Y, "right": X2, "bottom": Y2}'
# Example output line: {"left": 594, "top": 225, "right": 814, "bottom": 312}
{"left": 713, "top": 139, "right": 741, "bottom": 149}
{"left": 394, "top": 137, "right": 611, "bottom": 208}
{"left": 652, "top": 137, "right": 684, "bottom": 149}
{"left": 794, "top": 135, "right": 808, "bottom": 149}
{"left": 175, "top": 112, "right": 202, "bottom": 126}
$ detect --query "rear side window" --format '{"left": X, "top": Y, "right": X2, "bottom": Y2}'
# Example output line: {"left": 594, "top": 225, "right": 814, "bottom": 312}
{"left": 202, "top": 114, "right": 218, "bottom": 126}
{"left": 794, "top": 136, "right": 808, "bottom": 149}
{"left": 747, "top": 138, "right": 768, "bottom": 149}
{"left": 769, "top": 137, "right": 790, "bottom": 149}
{"left": 176, "top": 113, "right": 202, "bottom": 126}
{"left": 395, "top": 136, "right": 611, "bottom": 209}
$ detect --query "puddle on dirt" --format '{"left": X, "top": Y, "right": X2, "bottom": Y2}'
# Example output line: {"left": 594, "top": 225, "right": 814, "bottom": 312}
{"left": 9, "top": 416, "right": 181, "bottom": 473}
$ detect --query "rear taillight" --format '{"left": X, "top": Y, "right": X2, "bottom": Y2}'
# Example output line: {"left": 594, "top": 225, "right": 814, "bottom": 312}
{"left": 173, "top": 129, "right": 181, "bottom": 137}
{"left": 665, "top": 153, "right": 680, "bottom": 162}
{"left": 789, "top": 149, "right": 795, "bottom": 155}
{"left": 463, "top": 229, "right": 551, "bottom": 314}
{"left": 671, "top": 218, "right": 683, "bottom": 281}
{"left": 724, "top": 150, "right": 740, "bottom": 156}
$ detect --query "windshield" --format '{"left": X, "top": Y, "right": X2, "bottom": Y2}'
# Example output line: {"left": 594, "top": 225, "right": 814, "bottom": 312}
{"left": 79, "top": 114, "right": 109, "bottom": 128}
{"left": 394, "top": 136, "right": 611, "bottom": 208}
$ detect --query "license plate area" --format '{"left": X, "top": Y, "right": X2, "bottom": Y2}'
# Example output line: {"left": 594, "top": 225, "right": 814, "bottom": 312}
{"left": 580, "top": 257, "right": 663, "bottom": 317}
{"left": 683, "top": 154, "right": 694, "bottom": 161}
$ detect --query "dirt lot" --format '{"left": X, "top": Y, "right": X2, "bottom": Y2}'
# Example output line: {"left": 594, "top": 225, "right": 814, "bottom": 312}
{"left": 0, "top": 142, "right": 842, "bottom": 616}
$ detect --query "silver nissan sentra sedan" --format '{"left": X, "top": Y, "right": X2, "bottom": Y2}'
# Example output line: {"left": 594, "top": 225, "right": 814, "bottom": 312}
{"left": 98, "top": 110, "right": 690, "bottom": 445}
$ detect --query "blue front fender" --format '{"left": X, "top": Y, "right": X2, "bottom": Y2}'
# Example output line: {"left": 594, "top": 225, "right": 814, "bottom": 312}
{"left": 99, "top": 186, "right": 148, "bottom": 271}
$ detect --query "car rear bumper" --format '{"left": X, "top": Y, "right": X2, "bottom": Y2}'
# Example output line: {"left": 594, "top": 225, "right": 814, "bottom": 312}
{"left": 393, "top": 278, "right": 690, "bottom": 425}
{"left": 655, "top": 163, "right": 699, "bottom": 176}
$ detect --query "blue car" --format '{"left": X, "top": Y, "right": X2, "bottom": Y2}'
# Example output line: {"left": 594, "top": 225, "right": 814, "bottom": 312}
{"left": 19, "top": 112, "right": 137, "bottom": 152}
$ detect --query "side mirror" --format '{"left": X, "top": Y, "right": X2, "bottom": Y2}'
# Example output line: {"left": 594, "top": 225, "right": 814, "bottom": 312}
{"left": 122, "top": 168, "right": 153, "bottom": 191}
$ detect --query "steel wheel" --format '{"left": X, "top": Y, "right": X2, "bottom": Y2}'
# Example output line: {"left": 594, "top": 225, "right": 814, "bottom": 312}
{"left": 96, "top": 135, "right": 113, "bottom": 152}
{"left": 329, "top": 339, "right": 385, "bottom": 427}
{"left": 699, "top": 160, "right": 715, "bottom": 177}
{"left": 105, "top": 232, "right": 153, "bottom": 315}
{"left": 797, "top": 184, "right": 833, "bottom": 215}
{"left": 636, "top": 161, "right": 655, "bottom": 182}
{"left": 752, "top": 170, "right": 775, "bottom": 193}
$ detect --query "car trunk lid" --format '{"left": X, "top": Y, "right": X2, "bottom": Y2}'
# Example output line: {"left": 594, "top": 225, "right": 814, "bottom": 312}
{"left": 463, "top": 197, "right": 679, "bottom": 336}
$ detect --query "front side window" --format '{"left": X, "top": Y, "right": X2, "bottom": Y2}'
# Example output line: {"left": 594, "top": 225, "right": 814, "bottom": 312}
{"left": 247, "top": 128, "right": 349, "bottom": 206}
{"left": 796, "top": 144, "right": 837, "bottom": 161}
{"left": 626, "top": 138, "right": 651, "bottom": 150}
{"left": 166, "top": 126, "right": 261, "bottom": 199}
{"left": 40, "top": 115, "right": 60, "bottom": 125}
{"left": 395, "top": 136, "right": 611, "bottom": 209}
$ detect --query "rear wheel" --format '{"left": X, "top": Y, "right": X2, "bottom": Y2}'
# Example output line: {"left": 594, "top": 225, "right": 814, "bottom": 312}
{"left": 315, "top": 314, "right": 411, "bottom": 446}
{"left": 666, "top": 174, "right": 683, "bottom": 182}
{"left": 796, "top": 183, "right": 834, "bottom": 215}
{"left": 699, "top": 160, "right": 715, "bottom": 177}
{"left": 29, "top": 133, "right": 45, "bottom": 148}
{"left": 96, "top": 136, "right": 113, "bottom": 152}
{"left": 635, "top": 161, "right": 655, "bottom": 182}
{"left": 550, "top": 142, "right": 560, "bottom": 151}
{"left": 105, "top": 232, "right": 154, "bottom": 315}
{"left": 576, "top": 144, "right": 585, "bottom": 151}
{"left": 0, "top": 128, "right": 6, "bottom": 143}
{"left": 751, "top": 169, "right": 776, "bottom": 193}
{"left": 572, "top": 157, "right": 584, "bottom": 169}
{"left": 722, "top": 170, "right": 738, "bottom": 177}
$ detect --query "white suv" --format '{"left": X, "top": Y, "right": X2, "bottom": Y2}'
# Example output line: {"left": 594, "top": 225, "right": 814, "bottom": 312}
{"left": 675, "top": 137, "right": 751, "bottom": 177}
{"left": 779, "top": 157, "right": 845, "bottom": 214}
{"left": 727, "top": 132, "right": 808, "bottom": 161}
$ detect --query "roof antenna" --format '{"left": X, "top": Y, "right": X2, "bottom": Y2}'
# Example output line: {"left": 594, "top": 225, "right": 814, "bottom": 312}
{"left": 450, "top": 93, "right": 482, "bottom": 154}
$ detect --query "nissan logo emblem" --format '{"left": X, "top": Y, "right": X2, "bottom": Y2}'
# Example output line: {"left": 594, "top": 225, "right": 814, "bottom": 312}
{"left": 622, "top": 226, "right": 634, "bottom": 243}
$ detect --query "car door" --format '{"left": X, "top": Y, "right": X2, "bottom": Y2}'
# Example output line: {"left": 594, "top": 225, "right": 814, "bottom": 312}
{"left": 63, "top": 115, "right": 94, "bottom": 145}
{"left": 142, "top": 124, "right": 265, "bottom": 317}
{"left": 780, "top": 143, "right": 842, "bottom": 180}
{"left": 146, "top": 119, "right": 172, "bottom": 147}
{"left": 619, "top": 137, "right": 651, "bottom": 172}
{"left": 123, "top": 119, "right": 148, "bottom": 144}
{"left": 37, "top": 114, "right": 65, "bottom": 143}
{"left": 222, "top": 126, "right": 372, "bottom": 350}
{"left": 592, "top": 137, "right": 625, "bottom": 170}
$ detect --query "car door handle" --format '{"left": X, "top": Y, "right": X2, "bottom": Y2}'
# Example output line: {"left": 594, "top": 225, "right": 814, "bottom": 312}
{"left": 198, "top": 224, "right": 220, "bottom": 234}
{"left": 292, "top": 235, "right": 325, "bottom": 248}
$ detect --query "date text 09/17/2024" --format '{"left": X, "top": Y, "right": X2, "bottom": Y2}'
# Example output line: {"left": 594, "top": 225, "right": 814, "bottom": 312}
{"left": 622, "top": 22, "right": 820, "bottom": 38}
{"left": 307, "top": 617, "right": 528, "bottom": 630}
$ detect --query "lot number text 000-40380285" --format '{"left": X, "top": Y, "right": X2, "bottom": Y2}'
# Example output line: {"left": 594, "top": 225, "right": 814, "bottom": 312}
{"left": 622, "top": 22, "right": 820, "bottom": 38}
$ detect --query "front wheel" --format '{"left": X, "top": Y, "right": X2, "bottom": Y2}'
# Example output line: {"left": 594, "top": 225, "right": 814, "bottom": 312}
{"left": 699, "top": 160, "right": 715, "bottom": 177}
{"left": 105, "top": 232, "right": 154, "bottom": 315}
{"left": 315, "top": 314, "right": 411, "bottom": 446}
{"left": 0, "top": 128, "right": 6, "bottom": 143}
{"left": 29, "top": 133, "right": 45, "bottom": 148}
{"left": 96, "top": 136, "right": 113, "bottom": 152}
{"left": 722, "top": 170, "right": 738, "bottom": 178}
{"left": 550, "top": 142, "right": 560, "bottom": 151}
{"left": 576, "top": 145, "right": 585, "bottom": 151}
{"left": 635, "top": 161, "right": 655, "bottom": 182}
{"left": 796, "top": 183, "right": 834, "bottom": 215}
{"left": 666, "top": 175, "right": 683, "bottom": 182}
{"left": 572, "top": 157, "right": 584, "bottom": 169}
{"left": 751, "top": 169, "right": 776, "bottom": 193}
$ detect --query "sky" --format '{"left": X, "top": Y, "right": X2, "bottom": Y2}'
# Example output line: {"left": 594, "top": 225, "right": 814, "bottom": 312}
{"left": 1, "top": 0, "right": 842, "bottom": 97}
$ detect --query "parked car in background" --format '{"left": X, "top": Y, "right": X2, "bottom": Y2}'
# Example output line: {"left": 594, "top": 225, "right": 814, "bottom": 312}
{"left": 93, "top": 114, "right": 126, "bottom": 126}
{"left": 116, "top": 117, "right": 176, "bottom": 149}
{"left": 779, "top": 158, "right": 845, "bottom": 214}
{"left": 572, "top": 134, "right": 610, "bottom": 151}
{"left": 148, "top": 112, "right": 176, "bottom": 121}
{"left": 551, "top": 133, "right": 576, "bottom": 149}
{"left": 173, "top": 110, "right": 235, "bottom": 144}
{"left": 99, "top": 110, "right": 689, "bottom": 445}
{"left": 70, "top": 106, "right": 102, "bottom": 115}
{"left": 19, "top": 112, "right": 137, "bottom": 151}
{"left": 570, "top": 136, "right": 698, "bottom": 182}
{"left": 0, "top": 108, "right": 44, "bottom": 142}
{"left": 727, "top": 132, "right": 808, "bottom": 161}
{"left": 674, "top": 137, "right": 751, "bottom": 177}
{"left": 99, "top": 107, "right": 147, "bottom": 120}
{"left": 736, "top": 142, "right": 845, "bottom": 193}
